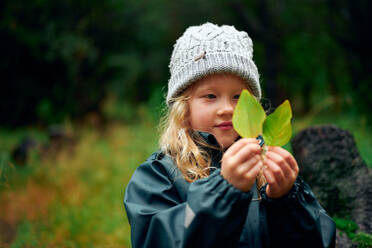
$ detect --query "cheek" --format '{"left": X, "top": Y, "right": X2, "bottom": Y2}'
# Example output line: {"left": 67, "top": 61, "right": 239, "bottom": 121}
{"left": 189, "top": 103, "right": 212, "bottom": 130}
{"left": 190, "top": 110, "right": 207, "bottom": 129}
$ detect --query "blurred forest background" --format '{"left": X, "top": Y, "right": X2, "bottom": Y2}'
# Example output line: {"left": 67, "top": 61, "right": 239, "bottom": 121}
{"left": 0, "top": 0, "right": 371, "bottom": 247}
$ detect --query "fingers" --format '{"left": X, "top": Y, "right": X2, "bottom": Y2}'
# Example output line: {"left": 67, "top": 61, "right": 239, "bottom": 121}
{"left": 265, "top": 151, "right": 292, "bottom": 179}
{"left": 267, "top": 146, "right": 299, "bottom": 175}
{"left": 263, "top": 158, "right": 285, "bottom": 188}
{"left": 243, "top": 159, "right": 263, "bottom": 182}
{"left": 232, "top": 157, "right": 262, "bottom": 192}
{"left": 236, "top": 154, "right": 262, "bottom": 175}
{"left": 224, "top": 138, "right": 260, "bottom": 157}
{"left": 263, "top": 146, "right": 299, "bottom": 198}
{"left": 230, "top": 141, "right": 261, "bottom": 166}
{"left": 223, "top": 138, "right": 261, "bottom": 171}
{"left": 221, "top": 138, "right": 263, "bottom": 192}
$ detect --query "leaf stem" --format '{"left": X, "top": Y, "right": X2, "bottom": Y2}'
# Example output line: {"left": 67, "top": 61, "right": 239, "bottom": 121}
{"left": 255, "top": 140, "right": 268, "bottom": 200}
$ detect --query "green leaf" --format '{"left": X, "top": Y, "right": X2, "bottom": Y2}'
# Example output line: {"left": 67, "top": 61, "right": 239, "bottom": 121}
{"left": 232, "top": 89, "right": 266, "bottom": 138}
{"left": 262, "top": 100, "right": 293, "bottom": 146}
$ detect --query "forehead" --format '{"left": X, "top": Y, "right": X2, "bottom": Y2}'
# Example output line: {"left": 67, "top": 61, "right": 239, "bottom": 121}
{"left": 191, "top": 73, "right": 248, "bottom": 92}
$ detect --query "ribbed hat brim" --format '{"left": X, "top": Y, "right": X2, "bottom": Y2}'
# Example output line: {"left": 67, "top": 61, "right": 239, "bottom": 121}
{"left": 167, "top": 52, "right": 261, "bottom": 105}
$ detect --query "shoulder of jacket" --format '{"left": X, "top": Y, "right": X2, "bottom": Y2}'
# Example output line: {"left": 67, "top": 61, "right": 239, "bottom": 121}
{"left": 140, "top": 150, "right": 180, "bottom": 182}
{"left": 144, "top": 150, "right": 173, "bottom": 165}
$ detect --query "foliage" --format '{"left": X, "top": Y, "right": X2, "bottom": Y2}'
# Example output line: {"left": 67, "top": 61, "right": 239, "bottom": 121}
{"left": 233, "top": 89, "right": 292, "bottom": 147}
{"left": 334, "top": 218, "right": 372, "bottom": 248}
{"left": 0, "top": 113, "right": 158, "bottom": 247}
{"left": 1, "top": 0, "right": 172, "bottom": 126}
{"left": 262, "top": 100, "right": 292, "bottom": 147}
{"left": 233, "top": 90, "right": 266, "bottom": 139}
{"left": 352, "top": 233, "right": 372, "bottom": 248}
{"left": 334, "top": 217, "right": 359, "bottom": 236}
{"left": 0, "top": 0, "right": 371, "bottom": 126}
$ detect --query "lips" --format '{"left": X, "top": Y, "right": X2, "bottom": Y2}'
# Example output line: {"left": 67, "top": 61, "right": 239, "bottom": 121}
{"left": 216, "top": 121, "right": 233, "bottom": 130}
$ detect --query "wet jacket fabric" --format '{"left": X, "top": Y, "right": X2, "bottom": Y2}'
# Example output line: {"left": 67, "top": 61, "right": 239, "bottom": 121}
{"left": 124, "top": 132, "right": 336, "bottom": 248}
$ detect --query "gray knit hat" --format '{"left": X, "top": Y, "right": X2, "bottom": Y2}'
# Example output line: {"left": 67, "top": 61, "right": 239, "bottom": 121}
{"left": 167, "top": 22, "right": 261, "bottom": 105}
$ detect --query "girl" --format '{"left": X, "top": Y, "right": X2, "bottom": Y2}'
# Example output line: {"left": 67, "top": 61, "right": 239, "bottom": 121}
{"left": 124, "top": 22, "right": 336, "bottom": 248}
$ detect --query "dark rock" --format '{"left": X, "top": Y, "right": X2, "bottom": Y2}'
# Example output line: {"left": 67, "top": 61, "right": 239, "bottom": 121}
{"left": 335, "top": 230, "right": 357, "bottom": 248}
{"left": 291, "top": 125, "right": 372, "bottom": 243}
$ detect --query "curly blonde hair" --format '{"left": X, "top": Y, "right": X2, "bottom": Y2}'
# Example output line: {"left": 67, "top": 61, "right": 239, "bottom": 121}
{"left": 159, "top": 87, "right": 218, "bottom": 182}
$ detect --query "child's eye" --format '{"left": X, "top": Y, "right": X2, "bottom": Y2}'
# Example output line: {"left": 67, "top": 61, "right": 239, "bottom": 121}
{"left": 233, "top": 94, "right": 240, "bottom": 99}
{"left": 205, "top": 94, "right": 216, "bottom": 99}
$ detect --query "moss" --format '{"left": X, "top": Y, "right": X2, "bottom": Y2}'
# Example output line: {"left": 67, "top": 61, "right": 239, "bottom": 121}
{"left": 335, "top": 218, "right": 372, "bottom": 248}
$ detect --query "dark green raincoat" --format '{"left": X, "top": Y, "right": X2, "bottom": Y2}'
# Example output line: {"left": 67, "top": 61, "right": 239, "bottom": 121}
{"left": 124, "top": 132, "right": 336, "bottom": 247}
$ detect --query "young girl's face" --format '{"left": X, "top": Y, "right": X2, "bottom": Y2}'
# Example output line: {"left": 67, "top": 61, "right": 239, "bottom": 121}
{"left": 188, "top": 73, "right": 248, "bottom": 148}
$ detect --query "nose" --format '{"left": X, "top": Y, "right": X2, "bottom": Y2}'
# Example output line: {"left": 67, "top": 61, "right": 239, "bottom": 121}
{"left": 217, "top": 98, "right": 234, "bottom": 116}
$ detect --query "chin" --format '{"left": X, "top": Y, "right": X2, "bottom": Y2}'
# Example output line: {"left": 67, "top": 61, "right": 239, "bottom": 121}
{"left": 219, "top": 139, "right": 235, "bottom": 149}
{"left": 217, "top": 135, "right": 238, "bottom": 148}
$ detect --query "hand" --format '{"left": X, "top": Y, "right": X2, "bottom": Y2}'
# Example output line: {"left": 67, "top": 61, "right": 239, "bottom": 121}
{"left": 263, "top": 146, "right": 299, "bottom": 198}
{"left": 221, "top": 138, "right": 263, "bottom": 192}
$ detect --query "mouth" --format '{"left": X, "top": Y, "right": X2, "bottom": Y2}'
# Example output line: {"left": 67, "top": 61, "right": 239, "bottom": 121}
{"left": 216, "top": 121, "right": 233, "bottom": 130}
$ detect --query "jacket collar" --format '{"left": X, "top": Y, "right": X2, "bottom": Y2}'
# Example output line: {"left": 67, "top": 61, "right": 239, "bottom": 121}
{"left": 194, "top": 131, "right": 223, "bottom": 168}
{"left": 197, "top": 131, "right": 220, "bottom": 147}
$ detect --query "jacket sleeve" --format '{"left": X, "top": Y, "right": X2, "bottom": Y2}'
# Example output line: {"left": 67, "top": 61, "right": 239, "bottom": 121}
{"left": 260, "top": 177, "right": 336, "bottom": 248}
{"left": 124, "top": 158, "right": 253, "bottom": 248}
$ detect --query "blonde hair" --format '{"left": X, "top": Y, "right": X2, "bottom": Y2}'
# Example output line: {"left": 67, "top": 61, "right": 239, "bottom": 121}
{"left": 159, "top": 88, "right": 219, "bottom": 182}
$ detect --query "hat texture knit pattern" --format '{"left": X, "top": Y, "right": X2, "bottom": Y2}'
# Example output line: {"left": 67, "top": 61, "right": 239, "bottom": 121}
{"left": 167, "top": 22, "right": 261, "bottom": 105}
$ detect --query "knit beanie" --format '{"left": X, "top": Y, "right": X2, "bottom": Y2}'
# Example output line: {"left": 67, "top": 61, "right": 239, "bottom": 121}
{"left": 167, "top": 22, "right": 261, "bottom": 105}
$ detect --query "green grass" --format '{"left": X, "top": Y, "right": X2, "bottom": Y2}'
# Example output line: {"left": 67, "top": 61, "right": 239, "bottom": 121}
{"left": 0, "top": 106, "right": 371, "bottom": 247}
{"left": 0, "top": 115, "right": 158, "bottom": 247}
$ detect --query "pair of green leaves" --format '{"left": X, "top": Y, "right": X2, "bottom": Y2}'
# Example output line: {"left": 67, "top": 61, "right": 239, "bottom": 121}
{"left": 232, "top": 89, "right": 293, "bottom": 147}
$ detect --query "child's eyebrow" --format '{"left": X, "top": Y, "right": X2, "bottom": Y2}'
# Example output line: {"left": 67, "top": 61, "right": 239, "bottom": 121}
{"left": 194, "top": 87, "right": 218, "bottom": 94}
{"left": 193, "top": 84, "right": 216, "bottom": 92}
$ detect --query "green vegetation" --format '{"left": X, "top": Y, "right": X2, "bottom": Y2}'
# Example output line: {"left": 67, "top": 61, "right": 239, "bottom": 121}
{"left": 0, "top": 111, "right": 158, "bottom": 247}
{"left": 335, "top": 218, "right": 372, "bottom": 248}
{"left": 1, "top": 0, "right": 371, "bottom": 127}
